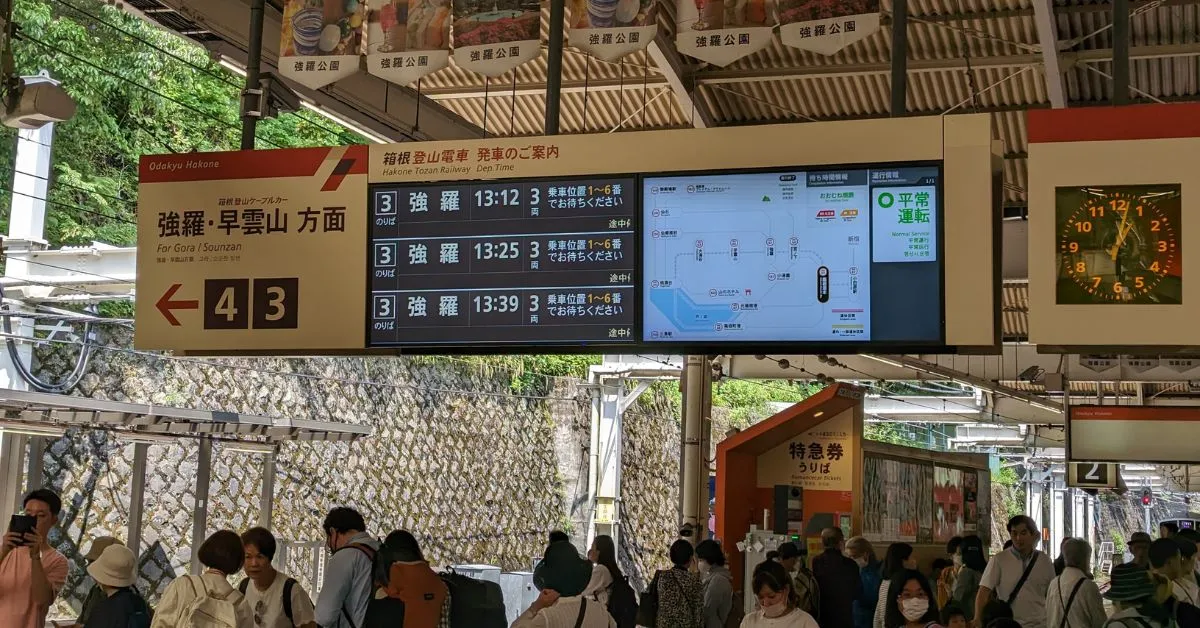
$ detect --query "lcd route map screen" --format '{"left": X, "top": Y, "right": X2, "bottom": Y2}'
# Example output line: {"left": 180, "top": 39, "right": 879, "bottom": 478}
{"left": 368, "top": 177, "right": 638, "bottom": 347}
{"left": 642, "top": 165, "right": 943, "bottom": 344}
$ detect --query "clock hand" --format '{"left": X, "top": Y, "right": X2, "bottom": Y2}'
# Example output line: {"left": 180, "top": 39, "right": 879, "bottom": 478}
{"left": 1110, "top": 212, "right": 1134, "bottom": 261}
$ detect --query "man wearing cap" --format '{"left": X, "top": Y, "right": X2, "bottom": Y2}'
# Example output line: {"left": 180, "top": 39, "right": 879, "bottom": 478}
{"left": 81, "top": 544, "right": 150, "bottom": 628}
{"left": 515, "top": 542, "right": 617, "bottom": 627}
{"left": 73, "top": 536, "right": 123, "bottom": 627}
{"left": 1115, "top": 532, "right": 1153, "bottom": 575}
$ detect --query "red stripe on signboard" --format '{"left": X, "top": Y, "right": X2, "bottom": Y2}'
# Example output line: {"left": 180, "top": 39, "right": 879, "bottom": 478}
{"left": 140, "top": 147, "right": 356, "bottom": 183}
{"left": 1071, "top": 405, "right": 1200, "bottom": 421}
{"left": 1028, "top": 104, "right": 1200, "bottom": 144}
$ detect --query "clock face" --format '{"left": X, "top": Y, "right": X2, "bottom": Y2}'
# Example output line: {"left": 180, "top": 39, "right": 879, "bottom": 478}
{"left": 1055, "top": 185, "right": 1182, "bottom": 305}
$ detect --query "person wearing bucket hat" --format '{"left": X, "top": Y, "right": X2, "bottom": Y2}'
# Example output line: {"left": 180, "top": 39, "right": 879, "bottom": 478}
{"left": 515, "top": 542, "right": 616, "bottom": 627}
{"left": 75, "top": 536, "right": 124, "bottom": 627}
{"left": 82, "top": 545, "right": 151, "bottom": 628}
{"left": 1103, "top": 563, "right": 1175, "bottom": 628}
{"left": 1113, "top": 532, "right": 1154, "bottom": 575}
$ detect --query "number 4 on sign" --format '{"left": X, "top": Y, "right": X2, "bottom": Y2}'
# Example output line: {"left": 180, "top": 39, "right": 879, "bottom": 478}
{"left": 156, "top": 284, "right": 199, "bottom": 326}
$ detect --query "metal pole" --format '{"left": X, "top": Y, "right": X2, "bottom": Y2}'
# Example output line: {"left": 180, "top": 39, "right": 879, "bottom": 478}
{"left": 259, "top": 452, "right": 276, "bottom": 528}
{"left": 890, "top": 0, "right": 909, "bottom": 116}
{"left": 128, "top": 443, "right": 148, "bottom": 557}
{"left": 240, "top": 0, "right": 266, "bottom": 149}
{"left": 23, "top": 436, "right": 43, "bottom": 492}
{"left": 1112, "top": 0, "right": 1130, "bottom": 105}
{"left": 545, "top": 0, "right": 566, "bottom": 134}
{"left": 681, "top": 356, "right": 709, "bottom": 544}
{"left": 191, "top": 439, "right": 212, "bottom": 575}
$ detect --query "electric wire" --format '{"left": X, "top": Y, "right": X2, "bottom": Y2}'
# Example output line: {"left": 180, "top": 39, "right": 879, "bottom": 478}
{"left": 0, "top": 281, "right": 93, "bottom": 393}
{"left": 46, "top": 0, "right": 354, "bottom": 145}
{"left": 15, "top": 31, "right": 286, "bottom": 149}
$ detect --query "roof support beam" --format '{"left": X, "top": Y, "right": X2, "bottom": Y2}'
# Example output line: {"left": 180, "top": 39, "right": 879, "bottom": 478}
{"left": 647, "top": 33, "right": 715, "bottom": 128}
{"left": 132, "top": 0, "right": 484, "bottom": 141}
{"left": 1032, "top": 0, "right": 1068, "bottom": 108}
{"left": 423, "top": 76, "right": 671, "bottom": 100}
{"left": 697, "top": 44, "right": 1200, "bottom": 84}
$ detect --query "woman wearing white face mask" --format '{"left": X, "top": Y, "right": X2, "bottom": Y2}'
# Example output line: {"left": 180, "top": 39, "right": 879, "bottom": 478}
{"left": 740, "top": 560, "right": 819, "bottom": 628}
{"left": 874, "top": 543, "right": 919, "bottom": 628}
{"left": 883, "top": 570, "right": 944, "bottom": 628}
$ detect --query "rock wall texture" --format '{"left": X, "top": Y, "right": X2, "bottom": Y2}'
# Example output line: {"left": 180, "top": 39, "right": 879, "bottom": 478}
{"left": 31, "top": 329, "right": 681, "bottom": 617}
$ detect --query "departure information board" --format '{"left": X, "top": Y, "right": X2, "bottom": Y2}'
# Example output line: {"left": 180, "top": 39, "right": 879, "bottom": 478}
{"left": 368, "top": 177, "right": 638, "bottom": 347}
{"left": 642, "top": 165, "right": 943, "bottom": 344}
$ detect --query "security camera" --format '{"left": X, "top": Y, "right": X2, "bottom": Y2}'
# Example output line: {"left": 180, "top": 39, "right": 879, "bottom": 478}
{"left": 244, "top": 72, "right": 301, "bottom": 121}
{"left": 2, "top": 74, "right": 76, "bottom": 129}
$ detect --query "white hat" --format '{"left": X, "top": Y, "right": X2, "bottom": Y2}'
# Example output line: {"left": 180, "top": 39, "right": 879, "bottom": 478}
{"left": 87, "top": 545, "right": 136, "bottom": 588}
{"left": 84, "top": 536, "right": 122, "bottom": 562}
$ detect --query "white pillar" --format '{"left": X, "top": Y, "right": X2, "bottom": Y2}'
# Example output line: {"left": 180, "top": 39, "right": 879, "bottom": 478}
{"left": 680, "top": 355, "right": 711, "bottom": 543}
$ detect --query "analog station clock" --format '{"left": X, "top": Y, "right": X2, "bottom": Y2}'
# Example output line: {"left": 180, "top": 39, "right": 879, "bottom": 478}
{"left": 1055, "top": 185, "right": 1182, "bottom": 305}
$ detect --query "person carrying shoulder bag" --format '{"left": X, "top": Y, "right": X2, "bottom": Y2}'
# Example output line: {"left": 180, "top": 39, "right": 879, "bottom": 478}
{"left": 1045, "top": 539, "right": 1104, "bottom": 628}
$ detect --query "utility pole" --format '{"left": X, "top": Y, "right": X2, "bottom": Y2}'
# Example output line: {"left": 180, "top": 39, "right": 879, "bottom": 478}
{"left": 240, "top": 0, "right": 266, "bottom": 149}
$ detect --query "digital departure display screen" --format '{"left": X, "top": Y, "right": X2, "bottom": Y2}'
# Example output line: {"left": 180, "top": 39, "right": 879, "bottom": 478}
{"left": 641, "top": 165, "right": 943, "bottom": 345}
{"left": 367, "top": 177, "right": 638, "bottom": 347}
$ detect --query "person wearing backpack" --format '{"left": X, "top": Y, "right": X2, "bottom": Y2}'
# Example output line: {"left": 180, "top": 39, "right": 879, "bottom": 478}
{"left": 975, "top": 515, "right": 1055, "bottom": 628}
{"left": 696, "top": 540, "right": 735, "bottom": 628}
{"left": 882, "top": 570, "right": 944, "bottom": 628}
{"left": 514, "top": 541, "right": 616, "bottom": 627}
{"left": 151, "top": 530, "right": 252, "bottom": 628}
{"left": 584, "top": 535, "right": 637, "bottom": 628}
{"left": 238, "top": 527, "right": 317, "bottom": 628}
{"left": 365, "top": 530, "right": 449, "bottom": 628}
{"left": 1045, "top": 539, "right": 1104, "bottom": 628}
{"left": 82, "top": 544, "right": 152, "bottom": 628}
{"left": 315, "top": 507, "right": 380, "bottom": 628}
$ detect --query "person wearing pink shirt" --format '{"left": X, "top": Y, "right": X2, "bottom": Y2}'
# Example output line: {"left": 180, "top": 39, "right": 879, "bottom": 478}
{"left": 0, "top": 488, "right": 70, "bottom": 628}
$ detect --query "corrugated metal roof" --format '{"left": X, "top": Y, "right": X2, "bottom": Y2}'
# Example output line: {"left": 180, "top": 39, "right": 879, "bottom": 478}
{"left": 149, "top": 0, "right": 1200, "bottom": 207}
{"left": 395, "top": 0, "right": 1200, "bottom": 213}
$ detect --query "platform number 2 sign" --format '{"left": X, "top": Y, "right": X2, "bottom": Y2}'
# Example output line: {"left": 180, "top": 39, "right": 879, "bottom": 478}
{"left": 203, "top": 278, "right": 299, "bottom": 330}
{"left": 1069, "top": 462, "right": 1116, "bottom": 488}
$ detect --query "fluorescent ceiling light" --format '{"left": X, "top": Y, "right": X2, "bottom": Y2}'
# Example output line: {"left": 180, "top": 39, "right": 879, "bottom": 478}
{"left": 218, "top": 57, "right": 247, "bottom": 78}
{"left": 299, "top": 101, "right": 391, "bottom": 144}
{"left": 813, "top": 411, "right": 824, "bottom": 418}
{"left": 860, "top": 354, "right": 907, "bottom": 369}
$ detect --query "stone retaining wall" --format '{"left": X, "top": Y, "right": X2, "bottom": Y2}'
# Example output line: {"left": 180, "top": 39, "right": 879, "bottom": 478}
{"left": 32, "top": 331, "right": 681, "bottom": 616}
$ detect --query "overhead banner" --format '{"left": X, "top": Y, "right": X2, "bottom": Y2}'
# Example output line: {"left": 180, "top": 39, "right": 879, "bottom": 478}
{"left": 1069, "top": 405, "right": 1200, "bottom": 463}
{"left": 779, "top": 0, "right": 880, "bottom": 56}
{"left": 366, "top": 0, "right": 452, "bottom": 85}
{"left": 674, "top": 0, "right": 776, "bottom": 67}
{"left": 451, "top": 0, "right": 541, "bottom": 77}
{"left": 568, "top": 0, "right": 657, "bottom": 61}
{"left": 135, "top": 147, "right": 368, "bottom": 352}
{"left": 279, "top": 0, "right": 365, "bottom": 89}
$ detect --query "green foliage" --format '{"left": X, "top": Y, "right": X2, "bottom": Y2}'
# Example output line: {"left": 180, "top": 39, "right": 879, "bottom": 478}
{"left": 995, "top": 466, "right": 1020, "bottom": 487}
{"left": 713, "top": 379, "right": 817, "bottom": 428}
{"left": 1112, "top": 530, "right": 1126, "bottom": 556}
{"left": 9, "top": 0, "right": 362, "bottom": 249}
{"left": 863, "top": 421, "right": 911, "bottom": 446}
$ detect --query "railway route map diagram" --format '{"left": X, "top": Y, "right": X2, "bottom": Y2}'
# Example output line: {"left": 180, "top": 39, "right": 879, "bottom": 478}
{"left": 643, "top": 170, "right": 871, "bottom": 342}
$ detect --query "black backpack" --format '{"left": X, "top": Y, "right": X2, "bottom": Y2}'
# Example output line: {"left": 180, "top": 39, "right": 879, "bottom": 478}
{"left": 362, "top": 595, "right": 407, "bottom": 628}
{"left": 238, "top": 577, "right": 297, "bottom": 624}
{"left": 607, "top": 576, "right": 638, "bottom": 628}
{"left": 440, "top": 571, "right": 507, "bottom": 628}
{"left": 635, "top": 571, "right": 661, "bottom": 628}
{"left": 125, "top": 592, "right": 151, "bottom": 628}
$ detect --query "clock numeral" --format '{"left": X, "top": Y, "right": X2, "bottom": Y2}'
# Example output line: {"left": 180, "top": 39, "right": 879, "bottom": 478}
{"left": 1151, "top": 261, "right": 1162, "bottom": 273}
{"left": 1136, "top": 205, "right": 1144, "bottom": 217}
{"left": 1089, "top": 206, "right": 1104, "bottom": 217}
{"left": 1109, "top": 198, "right": 1130, "bottom": 213}
{"left": 1135, "top": 276, "right": 1145, "bottom": 289}
{"left": 1158, "top": 241, "right": 1168, "bottom": 252}
{"left": 1068, "top": 242, "right": 1079, "bottom": 253}
{"left": 1075, "top": 261, "right": 1086, "bottom": 273}
{"left": 1113, "top": 281, "right": 1125, "bottom": 294}
{"left": 1151, "top": 220, "right": 1161, "bottom": 232}
{"left": 1076, "top": 221, "right": 1093, "bottom": 233}
{"left": 1092, "top": 276, "right": 1102, "bottom": 289}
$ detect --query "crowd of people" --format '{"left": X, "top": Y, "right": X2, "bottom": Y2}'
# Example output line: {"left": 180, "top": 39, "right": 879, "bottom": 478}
{"left": 4, "top": 487, "right": 1200, "bottom": 628}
